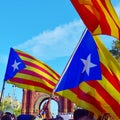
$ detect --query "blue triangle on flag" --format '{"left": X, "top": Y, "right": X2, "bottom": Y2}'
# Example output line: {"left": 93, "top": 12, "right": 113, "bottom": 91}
{"left": 4, "top": 48, "right": 26, "bottom": 81}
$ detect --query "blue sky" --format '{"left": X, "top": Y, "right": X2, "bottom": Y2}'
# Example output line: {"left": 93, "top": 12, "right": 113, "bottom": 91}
{"left": 0, "top": 0, "right": 120, "bottom": 103}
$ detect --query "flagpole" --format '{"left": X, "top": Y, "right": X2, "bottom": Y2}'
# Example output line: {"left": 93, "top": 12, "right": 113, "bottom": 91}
{"left": 47, "top": 28, "right": 88, "bottom": 112}
{"left": 0, "top": 81, "right": 5, "bottom": 105}
{"left": 53, "top": 28, "right": 88, "bottom": 93}
{"left": 40, "top": 29, "right": 88, "bottom": 118}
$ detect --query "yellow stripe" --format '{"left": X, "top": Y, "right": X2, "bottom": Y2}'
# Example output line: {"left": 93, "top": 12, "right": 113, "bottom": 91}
{"left": 15, "top": 49, "right": 59, "bottom": 79}
{"left": 80, "top": 82, "right": 119, "bottom": 118}
{"left": 105, "top": 0, "right": 120, "bottom": 27}
{"left": 97, "top": 0, "right": 119, "bottom": 39}
{"left": 57, "top": 89, "right": 77, "bottom": 102}
{"left": 93, "top": 25, "right": 102, "bottom": 35}
{"left": 80, "top": 82, "right": 106, "bottom": 103}
{"left": 98, "top": 76, "right": 120, "bottom": 102}
{"left": 57, "top": 82, "right": 120, "bottom": 119}
{"left": 77, "top": 99, "right": 101, "bottom": 118}
{"left": 57, "top": 86, "right": 101, "bottom": 118}
{"left": 20, "top": 55, "right": 59, "bottom": 80}
{"left": 7, "top": 81, "right": 52, "bottom": 95}
{"left": 94, "top": 36, "right": 120, "bottom": 79}
{"left": 14, "top": 73, "right": 55, "bottom": 89}
{"left": 77, "top": 99, "right": 119, "bottom": 120}
{"left": 24, "top": 65, "right": 58, "bottom": 83}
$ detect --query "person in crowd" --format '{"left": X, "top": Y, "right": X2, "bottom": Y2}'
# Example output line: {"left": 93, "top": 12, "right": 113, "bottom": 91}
{"left": 40, "top": 99, "right": 53, "bottom": 120}
{"left": 1, "top": 114, "right": 11, "bottom": 120}
{"left": 17, "top": 114, "right": 36, "bottom": 120}
{"left": 97, "top": 113, "right": 115, "bottom": 120}
{"left": 55, "top": 115, "right": 64, "bottom": 120}
{"left": 0, "top": 110, "right": 3, "bottom": 120}
{"left": 73, "top": 108, "right": 94, "bottom": 120}
{"left": 1, "top": 112, "right": 17, "bottom": 120}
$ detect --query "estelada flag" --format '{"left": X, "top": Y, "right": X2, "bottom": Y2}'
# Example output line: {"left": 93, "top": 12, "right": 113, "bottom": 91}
{"left": 56, "top": 31, "right": 120, "bottom": 119}
{"left": 71, "top": 0, "right": 120, "bottom": 40}
{"left": 54, "top": 30, "right": 102, "bottom": 92}
{"left": 4, "top": 48, "right": 60, "bottom": 94}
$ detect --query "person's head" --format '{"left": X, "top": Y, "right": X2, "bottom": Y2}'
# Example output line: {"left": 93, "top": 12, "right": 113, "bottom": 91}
{"left": 1, "top": 114, "right": 11, "bottom": 120}
{"left": 55, "top": 116, "right": 64, "bottom": 120}
{"left": 0, "top": 110, "right": 3, "bottom": 118}
{"left": 17, "top": 114, "right": 36, "bottom": 120}
{"left": 73, "top": 109, "right": 94, "bottom": 120}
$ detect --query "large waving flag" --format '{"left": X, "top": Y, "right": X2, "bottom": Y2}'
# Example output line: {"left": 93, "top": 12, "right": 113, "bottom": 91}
{"left": 56, "top": 33, "right": 120, "bottom": 119}
{"left": 55, "top": 30, "right": 102, "bottom": 92}
{"left": 4, "top": 48, "right": 60, "bottom": 94}
{"left": 71, "top": 0, "right": 120, "bottom": 40}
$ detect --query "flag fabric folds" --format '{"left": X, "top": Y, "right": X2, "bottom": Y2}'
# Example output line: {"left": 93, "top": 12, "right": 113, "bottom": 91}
{"left": 70, "top": 0, "right": 120, "bottom": 40}
{"left": 55, "top": 30, "right": 102, "bottom": 92}
{"left": 56, "top": 35, "right": 120, "bottom": 119}
{"left": 5, "top": 48, "right": 60, "bottom": 94}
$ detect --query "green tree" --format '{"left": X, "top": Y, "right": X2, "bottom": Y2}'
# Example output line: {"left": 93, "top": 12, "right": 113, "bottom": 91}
{"left": 110, "top": 40, "right": 120, "bottom": 62}
{"left": 0, "top": 95, "right": 21, "bottom": 116}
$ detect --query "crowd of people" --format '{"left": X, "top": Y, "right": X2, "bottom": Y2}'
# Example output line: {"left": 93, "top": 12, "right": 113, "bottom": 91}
{"left": 73, "top": 109, "right": 115, "bottom": 120}
{"left": 0, "top": 101, "right": 116, "bottom": 120}
{"left": 0, "top": 109, "right": 115, "bottom": 120}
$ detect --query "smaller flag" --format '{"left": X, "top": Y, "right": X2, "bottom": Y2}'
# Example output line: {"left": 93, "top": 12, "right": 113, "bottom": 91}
{"left": 4, "top": 48, "right": 26, "bottom": 81}
{"left": 71, "top": 0, "right": 120, "bottom": 40}
{"left": 55, "top": 30, "right": 102, "bottom": 92}
{"left": 4, "top": 48, "right": 60, "bottom": 94}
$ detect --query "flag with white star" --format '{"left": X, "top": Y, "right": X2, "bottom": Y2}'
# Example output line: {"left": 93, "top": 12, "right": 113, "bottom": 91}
{"left": 4, "top": 48, "right": 26, "bottom": 81}
{"left": 55, "top": 30, "right": 102, "bottom": 92}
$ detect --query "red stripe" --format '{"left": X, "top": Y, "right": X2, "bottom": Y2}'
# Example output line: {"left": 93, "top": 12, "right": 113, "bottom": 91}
{"left": 10, "top": 77, "right": 53, "bottom": 92}
{"left": 19, "top": 69, "right": 56, "bottom": 86}
{"left": 99, "top": 0, "right": 120, "bottom": 40}
{"left": 17, "top": 50, "right": 35, "bottom": 60}
{"left": 17, "top": 51, "right": 60, "bottom": 78}
{"left": 71, "top": 0, "right": 99, "bottom": 32}
{"left": 17, "top": 51, "right": 60, "bottom": 79}
{"left": 101, "top": 63, "right": 120, "bottom": 92}
{"left": 100, "top": 0, "right": 119, "bottom": 28}
{"left": 100, "top": 0, "right": 112, "bottom": 16}
{"left": 92, "top": 0, "right": 111, "bottom": 35}
{"left": 87, "top": 81, "right": 120, "bottom": 117}
{"left": 70, "top": 87, "right": 106, "bottom": 112}
{"left": 23, "top": 60, "right": 59, "bottom": 81}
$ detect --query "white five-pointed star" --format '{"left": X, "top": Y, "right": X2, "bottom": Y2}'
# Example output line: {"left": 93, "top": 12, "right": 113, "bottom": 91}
{"left": 11, "top": 60, "right": 21, "bottom": 71}
{"left": 81, "top": 54, "right": 97, "bottom": 76}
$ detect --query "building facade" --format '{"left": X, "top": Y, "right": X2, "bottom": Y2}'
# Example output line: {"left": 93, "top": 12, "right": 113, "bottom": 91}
{"left": 21, "top": 89, "right": 74, "bottom": 117}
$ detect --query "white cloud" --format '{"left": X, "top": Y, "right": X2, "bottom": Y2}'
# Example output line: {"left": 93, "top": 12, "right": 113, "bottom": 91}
{"left": 14, "top": 1, "right": 120, "bottom": 61}
{"left": 16, "top": 20, "right": 85, "bottom": 60}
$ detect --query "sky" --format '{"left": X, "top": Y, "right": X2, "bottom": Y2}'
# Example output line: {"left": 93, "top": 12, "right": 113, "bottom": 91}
{"left": 0, "top": 0, "right": 120, "bottom": 104}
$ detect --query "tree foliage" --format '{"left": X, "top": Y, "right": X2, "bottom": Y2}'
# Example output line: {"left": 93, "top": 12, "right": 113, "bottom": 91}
{"left": 0, "top": 95, "right": 21, "bottom": 116}
{"left": 110, "top": 40, "right": 120, "bottom": 62}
